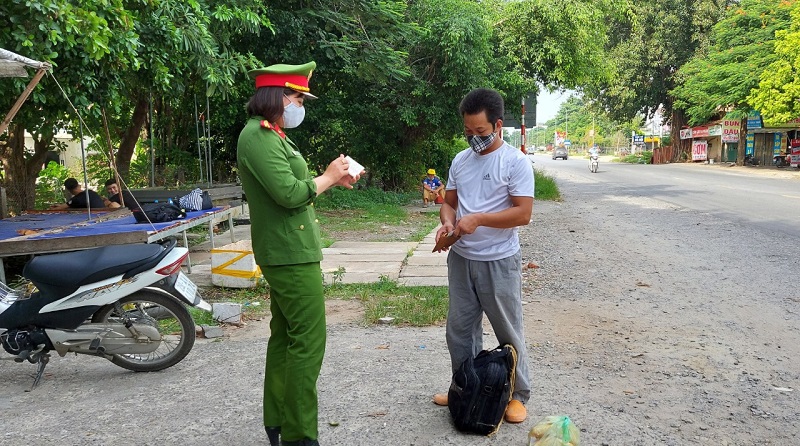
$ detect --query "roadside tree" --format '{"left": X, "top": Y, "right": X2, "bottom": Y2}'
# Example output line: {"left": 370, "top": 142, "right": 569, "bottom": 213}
{"left": 0, "top": 0, "right": 138, "bottom": 213}
{"left": 672, "top": 0, "right": 794, "bottom": 164}
{"left": 587, "top": 0, "right": 727, "bottom": 162}
{"left": 748, "top": 2, "right": 800, "bottom": 125}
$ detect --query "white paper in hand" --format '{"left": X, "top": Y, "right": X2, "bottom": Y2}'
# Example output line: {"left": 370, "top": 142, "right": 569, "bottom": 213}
{"left": 345, "top": 156, "right": 364, "bottom": 177}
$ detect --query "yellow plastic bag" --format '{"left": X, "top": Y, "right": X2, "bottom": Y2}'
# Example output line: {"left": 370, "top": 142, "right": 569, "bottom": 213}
{"left": 528, "top": 415, "right": 580, "bottom": 446}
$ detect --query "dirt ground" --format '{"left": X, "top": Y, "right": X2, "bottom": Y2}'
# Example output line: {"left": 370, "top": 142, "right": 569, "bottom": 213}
{"left": 2, "top": 180, "right": 800, "bottom": 445}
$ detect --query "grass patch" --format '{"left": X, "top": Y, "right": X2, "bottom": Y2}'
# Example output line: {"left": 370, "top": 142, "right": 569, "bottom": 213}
{"left": 192, "top": 281, "right": 273, "bottom": 325}
{"left": 315, "top": 186, "right": 440, "bottom": 245}
{"left": 315, "top": 187, "right": 417, "bottom": 208}
{"left": 534, "top": 169, "right": 561, "bottom": 201}
{"left": 188, "top": 306, "right": 216, "bottom": 326}
{"left": 324, "top": 277, "right": 449, "bottom": 326}
{"left": 193, "top": 278, "right": 449, "bottom": 327}
{"left": 318, "top": 203, "right": 407, "bottom": 231}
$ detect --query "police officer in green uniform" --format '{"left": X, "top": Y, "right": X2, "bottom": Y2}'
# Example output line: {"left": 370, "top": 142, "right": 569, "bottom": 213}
{"left": 237, "top": 61, "right": 361, "bottom": 446}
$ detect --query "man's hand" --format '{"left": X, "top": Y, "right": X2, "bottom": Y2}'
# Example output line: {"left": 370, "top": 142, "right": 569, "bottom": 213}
{"left": 454, "top": 213, "right": 482, "bottom": 235}
{"left": 433, "top": 222, "right": 456, "bottom": 253}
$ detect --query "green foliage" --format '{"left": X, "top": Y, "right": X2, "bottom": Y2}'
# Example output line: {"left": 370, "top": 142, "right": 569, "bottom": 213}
{"left": 0, "top": 0, "right": 139, "bottom": 130}
{"left": 85, "top": 144, "right": 115, "bottom": 188}
{"left": 34, "top": 161, "right": 73, "bottom": 209}
{"left": 128, "top": 145, "right": 156, "bottom": 188}
{"left": 673, "top": 0, "right": 795, "bottom": 125}
{"left": 315, "top": 187, "right": 417, "bottom": 209}
{"left": 748, "top": 2, "right": 800, "bottom": 124}
{"left": 533, "top": 168, "right": 561, "bottom": 201}
{"left": 619, "top": 151, "right": 653, "bottom": 164}
{"left": 495, "top": 0, "right": 613, "bottom": 91}
{"left": 542, "top": 95, "right": 643, "bottom": 151}
{"left": 588, "top": 0, "right": 726, "bottom": 122}
{"left": 4, "top": 0, "right": 627, "bottom": 212}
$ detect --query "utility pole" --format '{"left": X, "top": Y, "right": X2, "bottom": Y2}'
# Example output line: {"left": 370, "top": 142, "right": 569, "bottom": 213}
{"left": 520, "top": 97, "right": 526, "bottom": 153}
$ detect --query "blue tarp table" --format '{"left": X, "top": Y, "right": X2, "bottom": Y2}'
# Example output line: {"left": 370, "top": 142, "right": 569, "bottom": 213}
{"left": 0, "top": 206, "right": 236, "bottom": 282}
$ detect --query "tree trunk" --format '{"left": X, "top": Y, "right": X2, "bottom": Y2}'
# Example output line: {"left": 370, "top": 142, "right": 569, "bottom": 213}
{"left": 0, "top": 123, "right": 54, "bottom": 214}
{"left": 737, "top": 118, "right": 746, "bottom": 166}
{"left": 116, "top": 96, "right": 150, "bottom": 181}
{"left": 670, "top": 108, "right": 690, "bottom": 163}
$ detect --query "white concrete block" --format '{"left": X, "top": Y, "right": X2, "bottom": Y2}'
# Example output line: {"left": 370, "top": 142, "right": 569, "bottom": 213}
{"left": 211, "top": 239, "right": 261, "bottom": 288}
{"left": 212, "top": 302, "right": 242, "bottom": 324}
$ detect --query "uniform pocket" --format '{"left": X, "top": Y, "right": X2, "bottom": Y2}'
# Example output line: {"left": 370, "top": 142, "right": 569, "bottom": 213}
{"left": 284, "top": 209, "right": 319, "bottom": 252}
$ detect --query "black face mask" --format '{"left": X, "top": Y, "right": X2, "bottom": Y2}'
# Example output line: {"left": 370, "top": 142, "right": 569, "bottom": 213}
{"left": 466, "top": 124, "right": 497, "bottom": 153}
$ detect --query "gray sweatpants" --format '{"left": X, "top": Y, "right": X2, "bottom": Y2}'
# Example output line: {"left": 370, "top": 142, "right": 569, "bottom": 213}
{"left": 445, "top": 249, "right": 530, "bottom": 403}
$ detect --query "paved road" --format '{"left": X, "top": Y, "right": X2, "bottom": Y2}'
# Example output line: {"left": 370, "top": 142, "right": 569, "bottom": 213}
{"left": 531, "top": 153, "right": 800, "bottom": 236}
{"left": 3, "top": 157, "right": 800, "bottom": 445}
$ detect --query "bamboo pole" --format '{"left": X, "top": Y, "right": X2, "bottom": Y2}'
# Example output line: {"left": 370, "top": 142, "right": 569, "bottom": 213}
{"left": 0, "top": 68, "right": 47, "bottom": 135}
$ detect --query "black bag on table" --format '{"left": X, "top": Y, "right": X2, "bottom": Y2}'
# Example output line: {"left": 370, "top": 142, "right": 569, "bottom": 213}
{"left": 133, "top": 202, "right": 186, "bottom": 224}
{"left": 448, "top": 344, "right": 517, "bottom": 435}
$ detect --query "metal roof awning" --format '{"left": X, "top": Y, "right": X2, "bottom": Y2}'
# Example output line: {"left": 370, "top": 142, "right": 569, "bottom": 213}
{"left": 0, "top": 48, "right": 50, "bottom": 78}
{"left": 748, "top": 127, "right": 799, "bottom": 134}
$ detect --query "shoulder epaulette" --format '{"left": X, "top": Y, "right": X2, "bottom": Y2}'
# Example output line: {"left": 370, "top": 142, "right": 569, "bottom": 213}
{"left": 260, "top": 120, "right": 286, "bottom": 139}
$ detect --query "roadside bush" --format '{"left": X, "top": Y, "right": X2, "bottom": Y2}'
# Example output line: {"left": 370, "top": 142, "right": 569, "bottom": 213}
{"left": 619, "top": 151, "right": 653, "bottom": 164}
{"left": 316, "top": 187, "right": 417, "bottom": 210}
{"left": 35, "top": 161, "right": 74, "bottom": 209}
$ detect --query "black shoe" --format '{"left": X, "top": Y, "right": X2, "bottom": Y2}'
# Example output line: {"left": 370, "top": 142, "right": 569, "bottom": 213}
{"left": 281, "top": 439, "right": 319, "bottom": 446}
{"left": 265, "top": 426, "right": 280, "bottom": 446}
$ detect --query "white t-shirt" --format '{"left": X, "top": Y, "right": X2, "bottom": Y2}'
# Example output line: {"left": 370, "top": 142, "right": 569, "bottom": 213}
{"left": 446, "top": 142, "right": 535, "bottom": 261}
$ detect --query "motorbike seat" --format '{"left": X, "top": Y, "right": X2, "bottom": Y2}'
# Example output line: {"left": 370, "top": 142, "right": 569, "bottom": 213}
{"left": 23, "top": 243, "right": 170, "bottom": 288}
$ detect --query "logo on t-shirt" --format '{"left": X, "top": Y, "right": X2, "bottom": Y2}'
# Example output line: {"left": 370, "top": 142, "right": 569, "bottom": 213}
{"left": 483, "top": 173, "right": 491, "bottom": 180}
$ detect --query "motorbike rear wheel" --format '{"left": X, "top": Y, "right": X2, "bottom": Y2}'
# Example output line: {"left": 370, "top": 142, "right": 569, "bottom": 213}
{"left": 91, "top": 291, "right": 195, "bottom": 372}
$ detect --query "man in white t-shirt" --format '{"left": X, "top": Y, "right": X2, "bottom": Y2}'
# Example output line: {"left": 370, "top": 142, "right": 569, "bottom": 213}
{"left": 432, "top": 88, "right": 535, "bottom": 424}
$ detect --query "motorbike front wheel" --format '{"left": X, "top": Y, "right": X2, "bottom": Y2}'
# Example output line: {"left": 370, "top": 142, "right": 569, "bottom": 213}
{"left": 91, "top": 291, "right": 196, "bottom": 372}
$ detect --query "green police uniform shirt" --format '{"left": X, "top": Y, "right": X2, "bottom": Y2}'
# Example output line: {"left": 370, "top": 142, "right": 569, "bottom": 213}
{"left": 237, "top": 117, "right": 322, "bottom": 266}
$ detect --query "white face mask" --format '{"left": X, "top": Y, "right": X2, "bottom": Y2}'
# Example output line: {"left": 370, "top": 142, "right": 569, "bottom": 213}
{"left": 283, "top": 96, "right": 305, "bottom": 128}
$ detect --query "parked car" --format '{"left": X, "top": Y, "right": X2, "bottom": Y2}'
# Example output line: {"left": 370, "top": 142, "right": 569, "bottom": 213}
{"left": 552, "top": 147, "right": 568, "bottom": 160}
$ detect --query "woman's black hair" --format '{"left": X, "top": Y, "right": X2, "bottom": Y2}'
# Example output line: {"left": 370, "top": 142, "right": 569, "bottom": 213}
{"left": 246, "top": 87, "right": 298, "bottom": 122}
{"left": 459, "top": 88, "right": 505, "bottom": 124}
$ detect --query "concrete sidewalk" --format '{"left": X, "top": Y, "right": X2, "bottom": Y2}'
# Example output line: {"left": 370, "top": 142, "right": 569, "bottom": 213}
{"left": 184, "top": 217, "right": 449, "bottom": 287}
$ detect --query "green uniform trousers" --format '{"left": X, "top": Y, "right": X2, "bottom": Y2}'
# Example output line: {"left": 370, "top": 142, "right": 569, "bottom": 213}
{"left": 262, "top": 262, "right": 326, "bottom": 442}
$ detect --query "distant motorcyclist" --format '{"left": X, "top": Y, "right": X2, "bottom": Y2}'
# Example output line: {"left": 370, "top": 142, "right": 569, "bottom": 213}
{"left": 588, "top": 146, "right": 599, "bottom": 173}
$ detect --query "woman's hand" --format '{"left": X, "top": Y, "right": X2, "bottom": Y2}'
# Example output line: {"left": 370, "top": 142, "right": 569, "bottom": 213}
{"left": 315, "top": 154, "right": 360, "bottom": 194}
{"left": 323, "top": 155, "right": 350, "bottom": 182}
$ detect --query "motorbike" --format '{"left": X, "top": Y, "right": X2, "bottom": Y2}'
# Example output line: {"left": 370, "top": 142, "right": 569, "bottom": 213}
{"left": 0, "top": 238, "right": 211, "bottom": 390}
{"left": 589, "top": 154, "right": 599, "bottom": 173}
{"left": 773, "top": 154, "right": 790, "bottom": 167}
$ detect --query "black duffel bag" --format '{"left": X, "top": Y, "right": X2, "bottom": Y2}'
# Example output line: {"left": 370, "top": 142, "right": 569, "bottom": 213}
{"left": 132, "top": 202, "right": 186, "bottom": 224}
{"left": 448, "top": 344, "right": 517, "bottom": 435}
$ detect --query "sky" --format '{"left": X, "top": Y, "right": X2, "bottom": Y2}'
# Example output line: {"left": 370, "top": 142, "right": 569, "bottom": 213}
{"left": 536, "top": 89, "right": 573, "bottom": 125}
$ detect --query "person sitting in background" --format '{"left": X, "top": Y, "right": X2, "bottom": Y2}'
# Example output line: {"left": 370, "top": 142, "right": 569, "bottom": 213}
{"left": 103, "top": 178, "right": 139, "bottom": 210}
{"left": 50, "top": 178, "right": 106, "bottom": 209}
{"left": 422, "top": 168, "right": 445, "bottom": 207}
